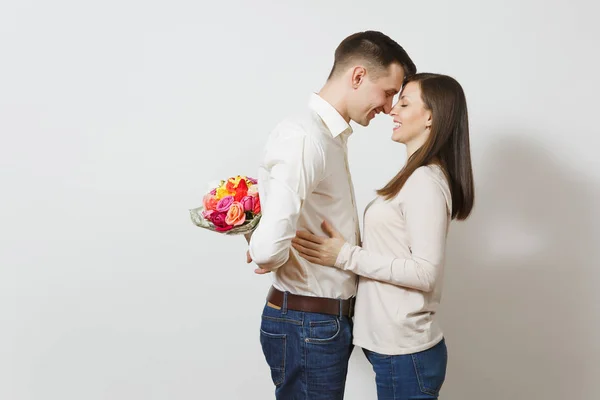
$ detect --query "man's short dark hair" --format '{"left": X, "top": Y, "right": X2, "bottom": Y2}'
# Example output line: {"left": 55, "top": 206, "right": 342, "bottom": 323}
{"left": 328, "top": 31, "right": 416, "bottom": 80}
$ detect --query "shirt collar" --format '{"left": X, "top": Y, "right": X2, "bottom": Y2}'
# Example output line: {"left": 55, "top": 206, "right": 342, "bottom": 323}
{"left": 308, "top": 93, "right": 352, "bottom": 138}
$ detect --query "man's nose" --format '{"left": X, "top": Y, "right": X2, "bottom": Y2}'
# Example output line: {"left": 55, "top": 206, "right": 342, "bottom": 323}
{"left": 383, "top": 99, "right": 393, "bottom": 114}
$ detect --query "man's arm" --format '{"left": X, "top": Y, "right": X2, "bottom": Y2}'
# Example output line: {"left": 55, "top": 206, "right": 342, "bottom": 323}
{"left": 248, "top": 123, "right": 325, "bottom": 271}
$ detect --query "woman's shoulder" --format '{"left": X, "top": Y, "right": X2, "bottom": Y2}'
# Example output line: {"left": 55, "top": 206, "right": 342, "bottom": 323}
{"left": 403, "top": 165, "right": 452, "bottom": 209}
{"left": 406, "top": 164, "right": 446, "bottom": 185}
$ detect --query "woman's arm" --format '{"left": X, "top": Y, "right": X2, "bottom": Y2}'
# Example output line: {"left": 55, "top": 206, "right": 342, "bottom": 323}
{"left": 292, "top": 170, "right": 449, "bottom": 292}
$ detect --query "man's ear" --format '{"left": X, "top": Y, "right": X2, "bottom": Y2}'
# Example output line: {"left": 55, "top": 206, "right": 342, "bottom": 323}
{"left": 351, "top": 66, "right": 367, "bottom": 89}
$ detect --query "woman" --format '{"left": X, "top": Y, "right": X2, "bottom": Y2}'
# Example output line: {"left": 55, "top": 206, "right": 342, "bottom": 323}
{"left": 291, "top": 73, "right": 474, "bottom": 400}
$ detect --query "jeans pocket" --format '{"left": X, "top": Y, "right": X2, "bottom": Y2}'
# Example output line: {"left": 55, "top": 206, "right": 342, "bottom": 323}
{"left": 306, "top": 318, "right": 340, "bottom": 343}
{"left": 411, "top": 340, "right": 448, "bottom": 396}
{"left": 259, "top": 329, "right": 286, "bottom": 387}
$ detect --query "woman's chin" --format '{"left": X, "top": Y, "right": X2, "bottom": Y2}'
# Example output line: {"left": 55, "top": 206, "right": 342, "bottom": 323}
{"left": 391, "top": 133, "right": 404, "bottom": 144}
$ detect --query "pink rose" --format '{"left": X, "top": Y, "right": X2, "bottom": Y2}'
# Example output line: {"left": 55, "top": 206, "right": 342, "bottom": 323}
{"left": 210, "top": 211, "right": 233, "bottom": 232}
{"left": 216, "top": 196, "right": 234, "bottom": 213}
{"left": 201, "top": 210, "right": 214, "bottom": 219}
{"left": 241, "top": 195, "right": 254, "bottom": 212}
{"left": 247, "top": 177, "right": 258, "bottom": 184}
{"left": 203, "top": 193, "right": 219, "bottom": 212}
{"left": 225, "top": 202, "right": 246, "bottom": 226}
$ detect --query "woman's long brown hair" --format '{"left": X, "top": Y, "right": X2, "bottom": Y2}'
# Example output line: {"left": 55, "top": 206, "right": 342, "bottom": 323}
{"left": 377, "top": 73, "right": 474, "bottom": 220}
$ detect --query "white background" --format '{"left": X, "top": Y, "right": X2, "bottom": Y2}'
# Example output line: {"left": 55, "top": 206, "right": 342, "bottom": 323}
{"left": 2, "top": 1, "right": 599, "bottom": 399}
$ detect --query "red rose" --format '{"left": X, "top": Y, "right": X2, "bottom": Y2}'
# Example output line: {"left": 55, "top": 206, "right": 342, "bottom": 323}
{"left": 209, "top": 211, "right": 233, "bottom": 232}
{"left": 253, "top": 196, "right": 261, "bottom": 214}
{"left": 234, "top": 178, "right": 248, "bottom": 202}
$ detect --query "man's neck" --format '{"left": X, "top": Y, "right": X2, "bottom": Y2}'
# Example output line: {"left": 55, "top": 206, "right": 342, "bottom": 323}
{"left": 317, "top": 82, "right": 350, "bottom": 123}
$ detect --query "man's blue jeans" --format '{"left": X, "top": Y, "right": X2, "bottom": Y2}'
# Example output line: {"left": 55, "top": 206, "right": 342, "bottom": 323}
{"left": 259, "top": 299, "right": 354, "bottom": 399}
{"left": 363, "top": 339, "right": 448, "bottom": 400}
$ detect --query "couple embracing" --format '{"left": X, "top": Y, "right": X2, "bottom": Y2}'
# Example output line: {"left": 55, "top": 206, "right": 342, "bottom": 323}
{"left": 246, "top": 30, "right": 474, "bottom": 400}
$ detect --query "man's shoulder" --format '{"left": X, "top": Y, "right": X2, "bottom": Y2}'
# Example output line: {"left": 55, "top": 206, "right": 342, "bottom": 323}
{"left": 271, "top": 110, "right": 330, "bottom": 144}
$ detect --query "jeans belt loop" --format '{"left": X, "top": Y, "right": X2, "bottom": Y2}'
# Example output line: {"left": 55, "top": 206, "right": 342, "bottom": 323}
{"left": 282, "top": 291, "right": 288, "bottom": 315}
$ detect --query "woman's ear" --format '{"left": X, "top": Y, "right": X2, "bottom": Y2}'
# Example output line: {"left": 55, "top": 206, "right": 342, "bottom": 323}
{"left": 425, "top": 110, "right": 433, "bottom": 129}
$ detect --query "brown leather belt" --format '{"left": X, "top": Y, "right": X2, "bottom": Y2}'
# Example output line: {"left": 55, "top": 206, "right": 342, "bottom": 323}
{"left": 266, "top": 286, "right": 355, "bottom": 317}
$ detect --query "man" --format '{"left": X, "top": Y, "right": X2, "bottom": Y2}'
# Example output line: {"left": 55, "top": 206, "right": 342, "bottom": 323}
{"left": 247, "top": 31, "right": 416, "bottom": 399}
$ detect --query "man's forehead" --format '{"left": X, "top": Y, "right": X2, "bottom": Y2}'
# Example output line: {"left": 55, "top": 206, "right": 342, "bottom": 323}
{"left": 382, "top": 64, "right": 405, "bottom": 86}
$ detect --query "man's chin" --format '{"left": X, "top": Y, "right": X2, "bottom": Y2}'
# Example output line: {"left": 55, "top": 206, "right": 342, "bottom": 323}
{"left": 349, "top": 114, "right": 371, "bottom": 127}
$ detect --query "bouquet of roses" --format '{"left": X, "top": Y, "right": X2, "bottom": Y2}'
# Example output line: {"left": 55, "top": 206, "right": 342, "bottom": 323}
{"left": 189, "top": 175, "right": 261, "bottom": 235}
